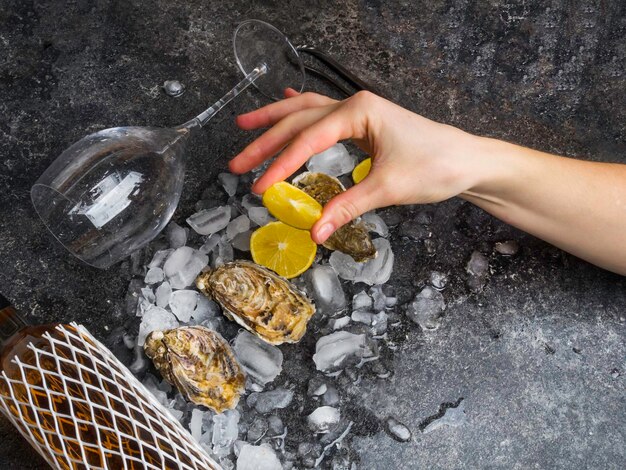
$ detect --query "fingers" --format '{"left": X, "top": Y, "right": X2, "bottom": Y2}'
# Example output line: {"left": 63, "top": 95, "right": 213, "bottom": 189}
{"left": 230, "top": 104, "right": 339, "bottom": 175}
{"left": 284, "top": 87, "right": 300, "bottom": 98}
{"left": 236, "top": 92, "right": 337, "bottom": 130}
{"left": 311, "top": 175, "right": 385, "bottom": 244}
{"left": 251, "top": 104, "right": 364, "bottom": 193}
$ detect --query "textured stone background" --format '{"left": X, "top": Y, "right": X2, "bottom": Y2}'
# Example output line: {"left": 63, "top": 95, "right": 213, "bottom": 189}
{"left": 0, "top": 0, "right": 624, "bottom": 468}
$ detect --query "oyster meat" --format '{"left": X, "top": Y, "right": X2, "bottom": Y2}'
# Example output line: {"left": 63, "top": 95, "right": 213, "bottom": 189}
{"left": 196, "top": 261, "right": 315, "bottom": 345}
{"left": 293, "top": 172, "right": 377, "bottom": 262}
{"left": 144, "top": 326, "right": 245, "bottom": 413}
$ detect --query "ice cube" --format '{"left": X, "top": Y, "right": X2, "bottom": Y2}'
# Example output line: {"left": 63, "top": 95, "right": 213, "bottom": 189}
{"left": 169, "top": 290, "right": 199, "bottom": 323}
{"left": 163, "top": 80, "right": 185, "bottom": 97}
{"left": 232, "top": 331, "right": 283, "bottom": 385}
{"left": 168, "top": 408, "right": 184, "bottom": 422}
{"left": 247, "top": 416, "right": 268, "bottom": 443}
{"left": 429, "top": 271, "right": 449, "bottom": 290}
{"left": 361, "top": 212, "right": 389, "bottom": 237}
{"left": 322, "top": 386, "right": 340, "bottom": 407}
{"left": 149, "top": 249, "right": 173, "bottom": 268}
{"left": 307, "top": 406, "right": 340, "bottom": 434}
{"left": 247, "top": 389, "right": 294, "bottom": 414}
{"left": 247, "top": 207, "right": 273, "bottom": 227}
{"left": 466, "top": 250, "right": 489, "bottom": 292}
{"left": 329, "top": 238, "right": 394, "bottom": 285}
{"left": 316, "top": 421, "right": 353, "bottom": 466}
{"left": 144, "top": 267, "right": 164, "bottom": 284}
{"left": 192, "top": 296, "right": 220, "bottom": 323}
{"left": 166, "top": 221, "right": 188, "bottom": 248}
{"left": 306, "top": 143, "right": 356, "bottom": 177}
{"left": 214, "top": 237, "right": 234, "bottom": 267}
{"left": 352, "top": 291, "right": 372, "bottom": 310}
{"left": 128, "top": 275, "right": 145, "bottom": 302}
{"left": 122, "top": 333, "right": 135, "bottom": 349}
{"left": 297, "top": 442, "right": 321, "bottom": 465}
{"left": 267, "top": 415, "right": 284, "bottom": 436}
{"left": 328, "top": 316, "right": 351, "bottom": 330}
{"left": 241, "top": 193, "right": 262, "bottom": 211}
{"left": 219, "top": 172, "right": 239, "bottom": 197}
{"left": 398, "top": 220, "right": 432, "bottom": 240}
{"left": 142, "top": 374, "right": 168, "bottom": 405}
{"left": 369, "top": 285, "right": 386, "bottom": 312}
{"left": 190, "top": 408, "right": 205, "bottom": 442}
{"left": 213, "top": 409, "right": 240, "bottom": 457}
{"left": 236, "top": 444, "right": 282, "bottom": 470}
{"left": 371, "top": 311, "right": 388, "bottom": 336}
{"left": 187, "top": 206, "right": 232, "bottom": 236}
{"left": 307, "top": 377, "right": 328, "bottom": 397}
{"left": 305, "top": 265, "right": 346, "bottom": 316}
{"left": 351, "top": 310, "right": 375, "bottom": 325}
{"left": 138, "top": 306, "right": 179, "bottom": 346}
{"left": 129, "top": 344, "right": 148, "bottom": 375}
{"left": 422, "top": 400, "right": 466, "bottom": 434}
{"left": 351, "top": 310, "right": 387, "bottom": 335}
{"left": 231, "top": 231, "right": 252, "bottom": 252}
{"left": 385, "top": 417, "right": 411, "bottom": 442}
{"left": 155, "top": 281, "right": 172, "bottom": 308}
{"left": 199, "top": 233, "right": 221, "bottom": 255}
{"left": 163, "top": 247, "right": 209, "bottom": 289}
{"left": 141, "top": 287, "right": 155, "bottom": 304}
{"left": 226, "top": 215, "right": 251, "bottom": 240}
{"left": 312, "top": 331, "right": 377, "bottom": 373}
{"left": 406, "top": 286, "right": 446, "bottom": 330}
{"left": 233, "top": 440, "right": 247, "bottom": 458}
{"left": 495, "top": 240, "right": 519, "bottom": 256}
{"left": 136, "top": 296, "right": 153, "bottom": 317}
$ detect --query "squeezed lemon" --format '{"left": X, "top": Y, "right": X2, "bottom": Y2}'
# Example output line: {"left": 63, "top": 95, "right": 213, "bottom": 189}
{"left": 262, "top": 181, "right": 322, "bottom": 230}
{"left": 352, "top": 157, "right": 372, "bottom": 184}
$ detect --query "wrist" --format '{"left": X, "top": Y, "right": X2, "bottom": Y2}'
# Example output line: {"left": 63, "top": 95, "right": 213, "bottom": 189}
{"left": 458, "top": 135, "right": 526, "bottom": 204}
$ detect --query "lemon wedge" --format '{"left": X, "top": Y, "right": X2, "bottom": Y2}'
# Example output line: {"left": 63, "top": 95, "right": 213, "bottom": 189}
{"left": 262, "top": 181, "right": 322, "bottom": 230}
{"left": 250, "top": 221, "right": 317, "bottom": 278}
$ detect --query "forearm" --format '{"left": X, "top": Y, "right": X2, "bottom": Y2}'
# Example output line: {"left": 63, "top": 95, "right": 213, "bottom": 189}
{"left": 460, "top": 136, "right": 626, "bottom": 275}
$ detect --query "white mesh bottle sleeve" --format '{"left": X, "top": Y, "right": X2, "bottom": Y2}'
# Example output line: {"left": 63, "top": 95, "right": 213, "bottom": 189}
{"left": 0, "top": 323, "right": 221, "bottom": 470}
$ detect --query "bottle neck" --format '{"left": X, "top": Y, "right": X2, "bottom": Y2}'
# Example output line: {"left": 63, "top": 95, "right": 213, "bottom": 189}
{"left": 0, "top": 294, "right": 28, "bottom": 350}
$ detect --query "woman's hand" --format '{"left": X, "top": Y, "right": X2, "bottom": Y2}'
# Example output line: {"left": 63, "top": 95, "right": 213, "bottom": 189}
{"left": 229, "top": 90, "right": 483, "bottom": 244}
{"left": 230, "top": 90, "right": 626, "bottom": 275}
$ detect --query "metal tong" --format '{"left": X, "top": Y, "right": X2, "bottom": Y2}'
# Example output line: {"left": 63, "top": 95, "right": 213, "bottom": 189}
{"left": 296, "top": 45, "right": 386, "bottom": 99}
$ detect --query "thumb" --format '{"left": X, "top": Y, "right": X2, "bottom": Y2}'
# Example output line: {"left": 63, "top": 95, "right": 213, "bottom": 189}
{"left": 311, "top": 175, "right": 384, "bottom": 244}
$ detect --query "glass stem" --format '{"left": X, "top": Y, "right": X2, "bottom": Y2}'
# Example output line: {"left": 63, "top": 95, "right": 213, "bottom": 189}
{"left": 178, "top": 64, "right": 267, "bottom": 131}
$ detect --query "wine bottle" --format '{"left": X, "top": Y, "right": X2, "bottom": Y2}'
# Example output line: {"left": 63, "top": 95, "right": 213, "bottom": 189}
{"left": 0, "top": 293, "right": 219, "bottom": 469}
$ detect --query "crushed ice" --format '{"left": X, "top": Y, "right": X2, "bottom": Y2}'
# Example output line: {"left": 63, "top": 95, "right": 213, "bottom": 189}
{"left": 118, "top": 160, "right": 480, "bottom": 467}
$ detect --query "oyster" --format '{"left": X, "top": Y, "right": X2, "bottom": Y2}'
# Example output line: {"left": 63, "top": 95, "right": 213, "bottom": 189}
{"left": 292, "top": 172, "right": 377, "bottom": 262}
{"left": 196, "top": 261, "right": 315, "bottom": 345}
{"left": 144, "top": 326, "right": 245, "bottom": 413}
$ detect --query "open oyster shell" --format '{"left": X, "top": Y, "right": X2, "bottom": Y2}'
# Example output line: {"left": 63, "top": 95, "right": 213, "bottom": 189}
{"left": 292, "top": 172, "right": 377, "bottom": 262}
{"left": 196, "top": 261, "right": 316, "bottom": 345}
{"left": 144, "top": 326, "right": 245, "bottom": 413}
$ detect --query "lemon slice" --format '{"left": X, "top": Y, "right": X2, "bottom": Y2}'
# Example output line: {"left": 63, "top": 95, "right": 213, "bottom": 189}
{"left": 352, "top": 157, "right": 372, "bottom": 184}
{"left": 251, "top": 221, "right": 317, "bottom": 278}
{"left": 262, "top": 181, "right": 322, "bottom": 230}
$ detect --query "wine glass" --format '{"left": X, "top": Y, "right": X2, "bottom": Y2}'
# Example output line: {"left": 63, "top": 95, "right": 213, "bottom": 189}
{"left": 31, "top": 20, "right": 304, "bottom": 269}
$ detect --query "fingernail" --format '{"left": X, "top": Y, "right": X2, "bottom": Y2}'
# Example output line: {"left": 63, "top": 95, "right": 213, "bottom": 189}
{"left": 317, "top": 223, "right": 334, "bottom": 242}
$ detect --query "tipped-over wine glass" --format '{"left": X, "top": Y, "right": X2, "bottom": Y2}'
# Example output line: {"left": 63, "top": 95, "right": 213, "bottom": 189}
{"left": 31, "top": 20, "right": 305, "bottom": 269}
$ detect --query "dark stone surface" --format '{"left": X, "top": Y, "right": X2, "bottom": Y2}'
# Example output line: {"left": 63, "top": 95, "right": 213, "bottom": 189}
{"left": 0, "top": 0, "right": 624, "bottom": 468}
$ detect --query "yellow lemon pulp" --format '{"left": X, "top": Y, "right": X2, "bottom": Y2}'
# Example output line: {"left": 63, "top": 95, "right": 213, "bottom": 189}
{"left": 262, "top": 181, "right": 322, "bottom": 230}
{"left": 250, "top": 221, "right": 317, "bottom": 279}
{"left": 352, "top": 157, "right": 372, "bottom": 184}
